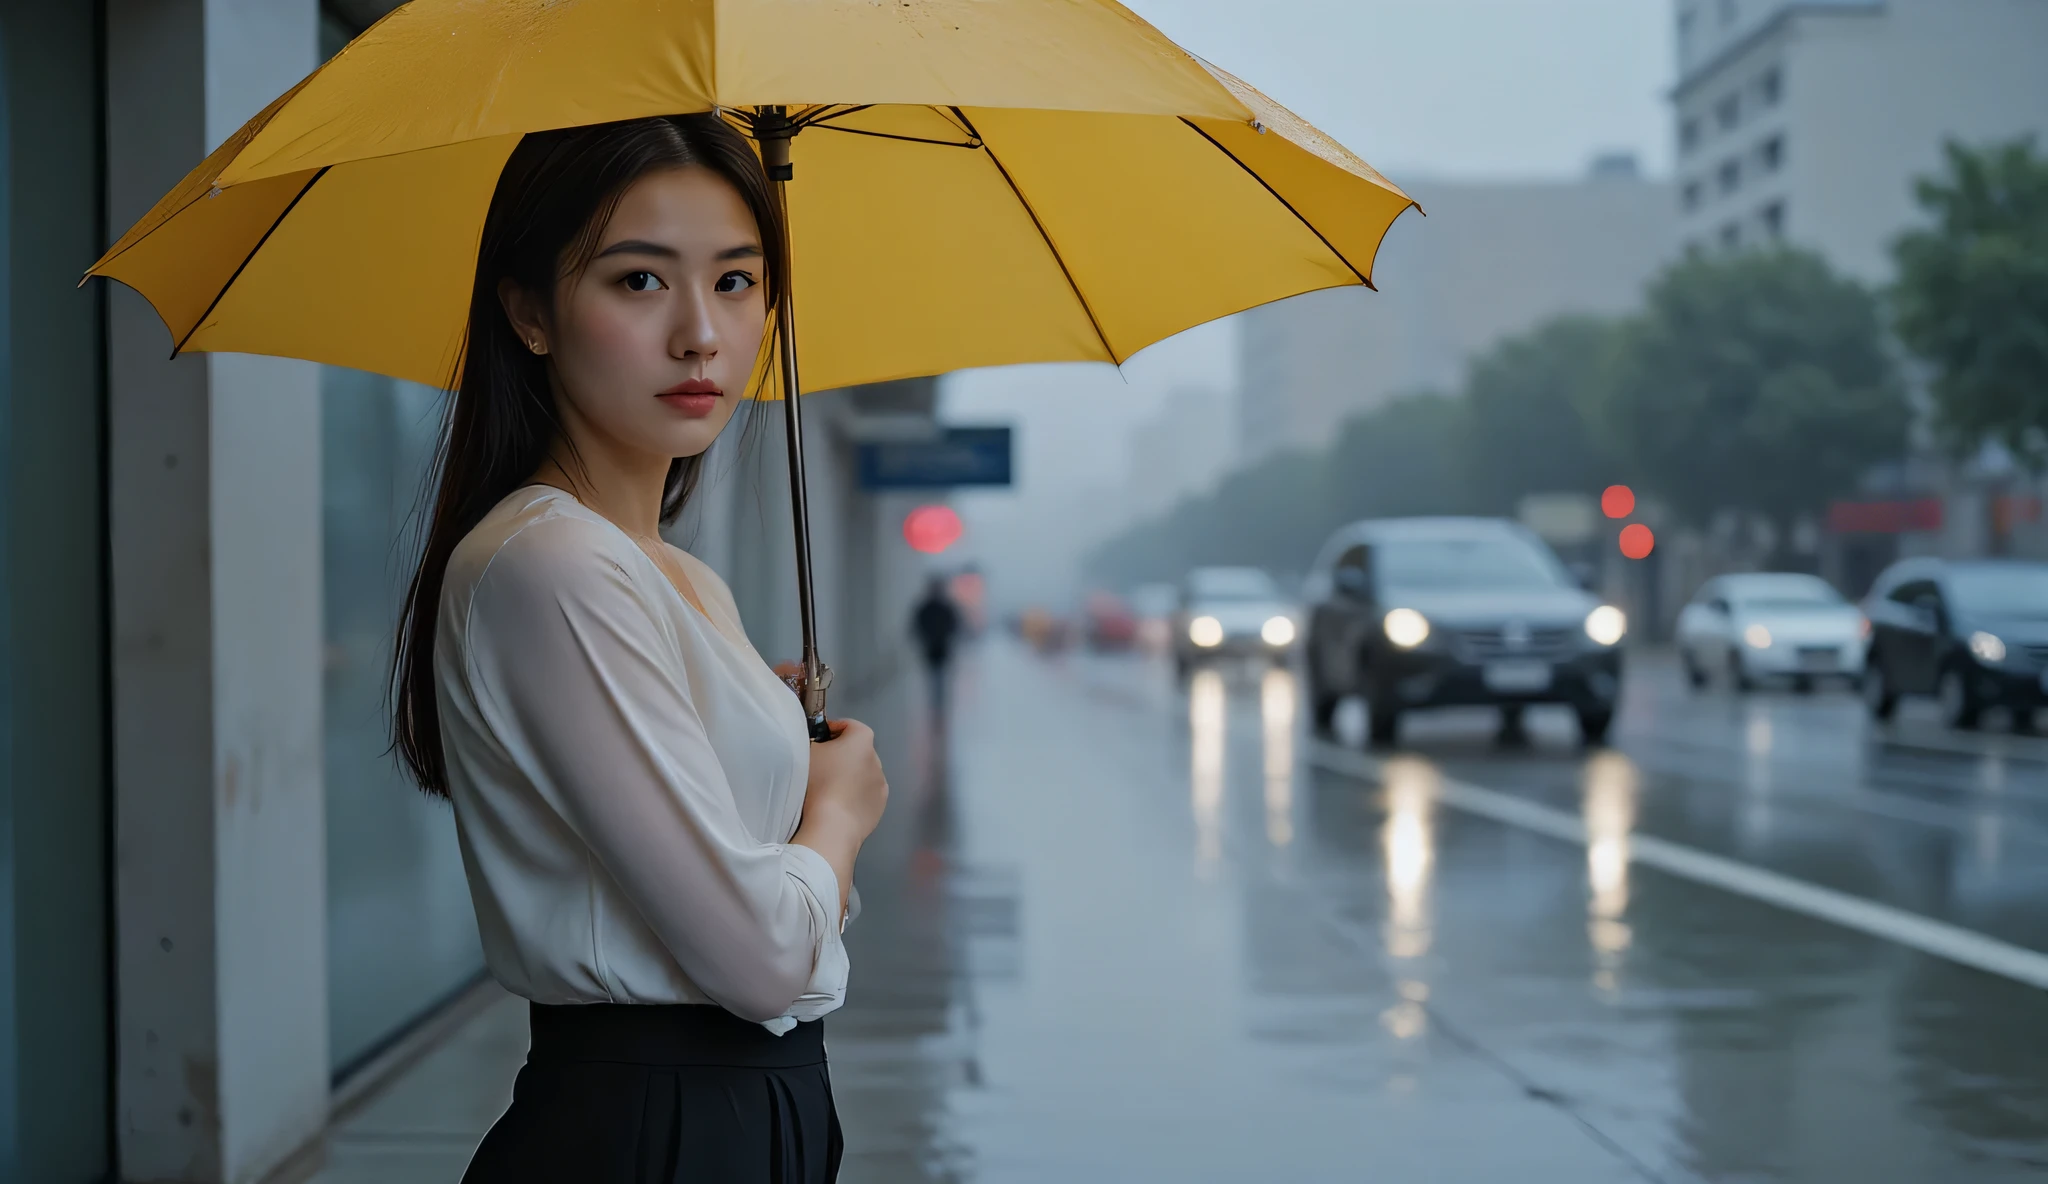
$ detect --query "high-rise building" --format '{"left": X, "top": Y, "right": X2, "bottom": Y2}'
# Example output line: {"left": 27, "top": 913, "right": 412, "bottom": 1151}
{"left": 1236, "top": 162, "right": 1675, "bottom": 461}
{"left": 1673, "top": 0, "right": 2048, "bottom": 279}
{"left": 1127, "top": 386, "right": 1238, "bottom": 520}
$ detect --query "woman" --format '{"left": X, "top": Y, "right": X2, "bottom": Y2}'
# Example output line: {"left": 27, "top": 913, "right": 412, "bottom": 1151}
{"left": 391, "top": 113, "right": 889, "bottom": 1182}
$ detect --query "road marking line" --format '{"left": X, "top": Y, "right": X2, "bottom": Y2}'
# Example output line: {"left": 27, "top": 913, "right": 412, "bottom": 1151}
{"left": 1307, "top": 741, "right": 2048, "bottom": 993}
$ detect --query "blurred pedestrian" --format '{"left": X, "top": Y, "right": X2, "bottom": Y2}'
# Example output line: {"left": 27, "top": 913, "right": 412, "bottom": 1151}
{"left": 389, "top": 115, "right": 887, "bottom": 1183}
{"left": 912, "top": 575, "right": 964, "bottom": 710}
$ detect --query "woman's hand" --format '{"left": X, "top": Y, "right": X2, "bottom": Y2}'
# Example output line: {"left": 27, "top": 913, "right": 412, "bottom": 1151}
{"left": 802, "top": 719, "right": 887, "bottom": 838}
{"left": 790, "top": 718, "right": 887, "bottom": 921}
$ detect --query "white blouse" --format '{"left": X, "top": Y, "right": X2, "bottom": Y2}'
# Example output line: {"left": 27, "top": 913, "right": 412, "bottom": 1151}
{"left": 435, "top": 486, "right": 848, "bottom": 1033}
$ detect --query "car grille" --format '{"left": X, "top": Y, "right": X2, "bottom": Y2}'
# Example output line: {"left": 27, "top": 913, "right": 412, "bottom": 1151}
{"left": 1449, "top": 625, "right": 1578, "bottom": 663}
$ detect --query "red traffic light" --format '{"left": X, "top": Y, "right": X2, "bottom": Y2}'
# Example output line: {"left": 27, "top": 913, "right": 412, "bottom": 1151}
{"left": 1601, "top": 485, "right": 1636, "bottom": 519}
{"left": 903, "top": 505, "right": 963, "bottom": 554}
{"left": 1619, "top": 523, "right": 1655, "bottom": 560}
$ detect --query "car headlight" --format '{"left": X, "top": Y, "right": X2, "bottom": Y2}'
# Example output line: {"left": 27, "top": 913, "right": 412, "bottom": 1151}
{"left": 1189, "top": 616, "right": 1224, "bottom": 648}
{"left": 1744, "top": 623, "right": 1773, "bottom": 649}
{"left": 1383, "top": 608, "right": 1430, "bottom": 648}
{"left": 1969, "top": 631, "right": 2006, "bottom": 663}
{"left": 1261, "top": 616, "right": 1296, "bottom": 647}
{"left": 1584, "top": 605, "right": 1626, "bottom": 647}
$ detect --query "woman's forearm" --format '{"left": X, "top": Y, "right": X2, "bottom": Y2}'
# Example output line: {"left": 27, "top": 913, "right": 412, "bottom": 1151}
{"left": 790, "top": 805, "right": 864, "bottom": 921}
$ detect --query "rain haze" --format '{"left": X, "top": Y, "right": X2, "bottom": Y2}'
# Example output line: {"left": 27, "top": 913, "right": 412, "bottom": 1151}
{"left": 40, "top": 1, "right": 2048, "bottom": 1179}
{"left": 944, "top": 0, "right": 1675, "bottom": 612}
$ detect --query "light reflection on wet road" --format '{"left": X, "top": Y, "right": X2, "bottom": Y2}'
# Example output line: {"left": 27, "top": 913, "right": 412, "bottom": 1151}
{"left": 829, "top": 641, "right": 2048, "bottom": 1183}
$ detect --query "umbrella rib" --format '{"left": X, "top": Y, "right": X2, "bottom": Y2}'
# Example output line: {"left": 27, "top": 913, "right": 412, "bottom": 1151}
{"left": 949, "top": 108, "right": 1118, "bottom": 366}
{"left": 170, "top": 166, "right": 331, "bottom": 359}
{"left": 1177, "top": 118, "right": 1375, "bottom": 292}
{"left": 808, "top": 124, "right": 980, "bottom": 150}
{"left": 796, "top": 104, "right": 873, "bottom": 129}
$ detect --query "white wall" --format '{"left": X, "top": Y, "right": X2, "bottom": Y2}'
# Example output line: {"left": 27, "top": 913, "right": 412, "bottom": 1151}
{"left": 1793, "top": 0, "right": 2048, "bottom": 281}
{"left": 106, "top": 2, "right": 329, "bottom": 1180}
{"left": 1674, "top": 0, "right": 2048, "bottom": 279}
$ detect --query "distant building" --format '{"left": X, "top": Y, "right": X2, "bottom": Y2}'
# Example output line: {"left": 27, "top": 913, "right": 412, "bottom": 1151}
{"left": 1235, "top": 161, "right": 1675, "bottom": 461}
{"left": 1126, "top": 386, "right": 1237, "bottom": 519}
{"left": 1672, "top": 0, "right": 2048, "bottom": 278}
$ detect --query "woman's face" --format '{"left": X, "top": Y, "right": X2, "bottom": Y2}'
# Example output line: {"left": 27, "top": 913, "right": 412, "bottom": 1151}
{"left": 508, "top": 165, "right": 767, "bottom": 464}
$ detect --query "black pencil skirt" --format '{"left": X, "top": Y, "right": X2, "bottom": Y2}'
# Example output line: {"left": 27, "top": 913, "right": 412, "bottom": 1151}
{"left": 461, "top": 1002, "right": 842, "bottom": 1184}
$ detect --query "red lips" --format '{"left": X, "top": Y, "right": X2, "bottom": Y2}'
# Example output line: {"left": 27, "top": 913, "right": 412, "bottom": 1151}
{"left": 660, "top": 379, "right": 722, "bottom": 396}
{"left": 657, "top": 378, "right": 722, "bottom": 418}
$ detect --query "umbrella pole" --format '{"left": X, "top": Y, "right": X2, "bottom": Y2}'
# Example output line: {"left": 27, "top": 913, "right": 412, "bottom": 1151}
{"left": 760, "top": 111, "right": 835, "bottom": 743}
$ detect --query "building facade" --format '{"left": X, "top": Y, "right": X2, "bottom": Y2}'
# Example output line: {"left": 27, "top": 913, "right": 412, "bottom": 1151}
{"left": 1235, "top": 163, "right": 1675, "bottom": 461}
{"left": 1125, "top": 385, "right": 1237, "bottom": 521}
{"left": 1673, "top": 0, "right": 2048, "bottom": 277}
{"left": 1672, "top": 0, "right": 2048, "bottom": 578}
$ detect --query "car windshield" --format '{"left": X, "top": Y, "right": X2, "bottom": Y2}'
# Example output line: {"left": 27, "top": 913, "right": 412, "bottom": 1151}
{"left": 1730, "top": 577, "right": 1844, "bottom": 610}
{"left": 1188, "top": 569, "right": 1278, "bottom": 602}
{"left": 1375, "top": 537, "right": 1567, "bottom": 592}
{"left": 1948, "top": 566, "right": 2048, "bottom": 617}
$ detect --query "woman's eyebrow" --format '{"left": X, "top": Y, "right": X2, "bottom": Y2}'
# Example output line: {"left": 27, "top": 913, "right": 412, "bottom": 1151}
{"left": 590, "top": 240, "right": 763, "bottom": 262}
{"left": 594, "top": 239, "right": 678, "bottom": 261}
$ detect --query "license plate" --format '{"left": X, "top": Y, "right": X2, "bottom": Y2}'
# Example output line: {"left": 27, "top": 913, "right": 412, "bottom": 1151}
{"left": 1484, "top": 660, "right": 1552, "bottom": 693}
{"left": 1799, "top": 651, "right": 1838, "bottom": 670}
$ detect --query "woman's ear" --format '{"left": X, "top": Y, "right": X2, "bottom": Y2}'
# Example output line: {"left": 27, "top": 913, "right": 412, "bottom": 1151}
{"left": 498, "top": 278, "right": 550, "bottom": 356}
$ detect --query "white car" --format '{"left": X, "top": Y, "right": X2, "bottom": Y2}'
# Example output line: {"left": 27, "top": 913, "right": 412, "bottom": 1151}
{"left": 1172, "top": 566, "right": 1299, "bottom": 675}
{"left": 1676, "top": 573, "right": 1868, "bottom": 692}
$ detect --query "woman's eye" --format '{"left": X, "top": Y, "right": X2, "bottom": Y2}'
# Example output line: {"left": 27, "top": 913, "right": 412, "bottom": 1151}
{"left": 622, "top": 271, "right": 666, "bottom": 293}
{"left": 715, "top": 270, "right": 757, "bottom": 294}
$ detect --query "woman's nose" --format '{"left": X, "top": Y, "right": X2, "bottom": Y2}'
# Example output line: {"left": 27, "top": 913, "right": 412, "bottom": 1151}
{"left": 669, "top": 291, "right": 719, "bottom": 360}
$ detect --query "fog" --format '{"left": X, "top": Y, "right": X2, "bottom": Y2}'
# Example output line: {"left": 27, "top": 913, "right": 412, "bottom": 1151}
{"left": 939, "top": 0, "right": 1676, "bottom": 616}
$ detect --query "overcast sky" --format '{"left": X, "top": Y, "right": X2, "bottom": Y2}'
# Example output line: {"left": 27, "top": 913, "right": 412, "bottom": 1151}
{"left": 941, "top": 0, "right": 1677, "bottom": 607}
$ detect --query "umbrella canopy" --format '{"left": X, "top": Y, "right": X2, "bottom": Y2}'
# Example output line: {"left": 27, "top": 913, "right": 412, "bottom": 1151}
{"left": 88, "top": 0, "right": 1416, "bottom": 393}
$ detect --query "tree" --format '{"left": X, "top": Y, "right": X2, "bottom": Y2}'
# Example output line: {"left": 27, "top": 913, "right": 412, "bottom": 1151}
{"left": 1320, "top": 390, "right": 1472, "bottom": 525}
{"left": 1892, "top": 137, "right": 2048, "bottom": 467}
{"left": 1085, "top": 390, "right": 1473, "bottom": 588}
{"left": 1460, "top": 316, "right": 1626, "bottom": 513}
{"left": 1599, "top": 248, "right": 1909, "bottom": 533}
{"left": 1086, "top": 447, "right": 1327, "bottom": 587}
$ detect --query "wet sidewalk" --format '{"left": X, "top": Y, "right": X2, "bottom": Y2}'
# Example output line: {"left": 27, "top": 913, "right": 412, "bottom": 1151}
{"left": 309, "top": 639, "right": 2048, "bottom": 1182}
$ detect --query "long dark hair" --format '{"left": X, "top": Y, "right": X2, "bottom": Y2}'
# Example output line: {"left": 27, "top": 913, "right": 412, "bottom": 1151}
{"left": 393, "top": 113, "right": 784, "bottom": 796}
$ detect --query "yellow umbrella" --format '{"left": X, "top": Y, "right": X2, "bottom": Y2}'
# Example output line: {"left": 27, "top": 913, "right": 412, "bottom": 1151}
{"left": 88, "top": 0, "right": 1417, "bottom": 732}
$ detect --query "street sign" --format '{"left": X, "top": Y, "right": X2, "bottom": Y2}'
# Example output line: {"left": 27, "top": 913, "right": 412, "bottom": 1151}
{"left": 1517, "top": 492, "right": 1598, "bottom": 545}
{"left": 858, "top": 427, "right": 1012, "bottom": 490}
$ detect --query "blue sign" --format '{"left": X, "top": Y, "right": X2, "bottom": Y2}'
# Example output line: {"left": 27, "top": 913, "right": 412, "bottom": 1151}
{"left": 858, "top": 427, "right": 1013, "bottom": 490}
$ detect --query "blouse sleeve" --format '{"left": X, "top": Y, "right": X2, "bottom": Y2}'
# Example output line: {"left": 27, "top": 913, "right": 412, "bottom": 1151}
{"left": 463, "top": 518, "right": 838, "bottom": 1025}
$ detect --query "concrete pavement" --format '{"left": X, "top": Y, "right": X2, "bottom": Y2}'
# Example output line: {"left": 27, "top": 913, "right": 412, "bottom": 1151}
{"left": 308, "top": 640, "right": 2048, "bottom": 1182}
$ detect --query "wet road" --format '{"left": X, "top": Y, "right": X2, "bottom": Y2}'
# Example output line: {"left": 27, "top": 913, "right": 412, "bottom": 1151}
{"left": 829, "top": 640, "right": 2048, "bottom": 1183}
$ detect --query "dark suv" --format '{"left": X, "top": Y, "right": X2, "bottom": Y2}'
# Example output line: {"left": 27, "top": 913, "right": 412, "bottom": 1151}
{"left": 1304, "top": 518, "right": 1626, "bottom": 745}
{"left": 1861, "top": 558, "right": 2048, "bottom": 730}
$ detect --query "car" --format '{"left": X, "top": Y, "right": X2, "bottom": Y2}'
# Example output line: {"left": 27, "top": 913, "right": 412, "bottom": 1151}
{"left": 1861, "top": 558, "right": 2048, "bottom": 730}
{"left": 1083, "top": 591, "right": 1139, "bottom": 652}
{"left": 1015, "top": 606, "right": 1074, "bottom": 654}
{"left": 1303, "top": 517, "right": 1625, "bottom": 746}
{"left": 1126, "top": 582, "right": 1180, "bottom": 652}
{"left": 1171, "top": 566, "right": 1298, "bottom": 674}
{"left": 1676, "top": 572, "right": 1867, "bottom": 692}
